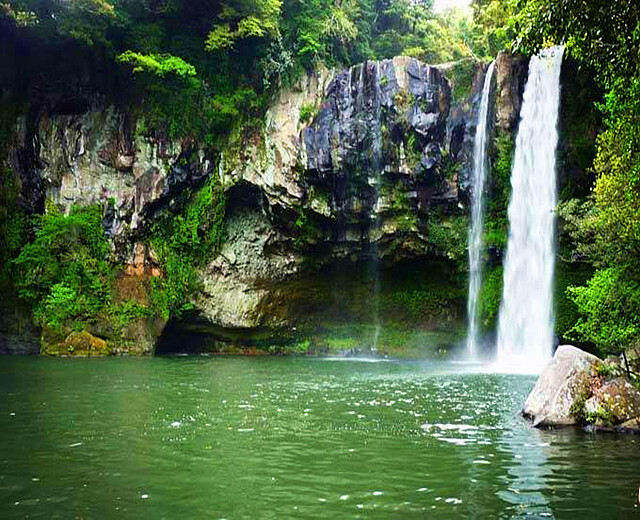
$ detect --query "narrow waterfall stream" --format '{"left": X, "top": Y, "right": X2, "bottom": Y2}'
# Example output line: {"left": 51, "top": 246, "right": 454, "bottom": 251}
{"left": 369, "top": 61, "right": 383, "bottom": 352}
{"left": 466, "top": 61, "right": 495, "bottom": 358}
{"left": 496, "top": 47, "right": 565, "bottom": 372}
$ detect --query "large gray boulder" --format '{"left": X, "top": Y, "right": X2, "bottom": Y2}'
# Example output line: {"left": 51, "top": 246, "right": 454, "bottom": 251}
{"left": 523, "top": 345, "right": 600, "bottom": 427}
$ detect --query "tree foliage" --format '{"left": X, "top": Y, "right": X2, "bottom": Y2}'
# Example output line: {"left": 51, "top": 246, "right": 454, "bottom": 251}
{"left": 206, "top": 0, "right": 282, "bottom": 51}
{"left": 13, "top": 204, "right": 114, "bottom": 330}
{"left": 567, "top": 268, "right": 640, "bottom": 356}
{"left": 515, "top": 0, "right": 640, "bottom": 86}
{"left": 116, "top": 51, "right": 197, "bottom": 78}
{"left": 471, "top": 0, "right": 516, "bottom": 56}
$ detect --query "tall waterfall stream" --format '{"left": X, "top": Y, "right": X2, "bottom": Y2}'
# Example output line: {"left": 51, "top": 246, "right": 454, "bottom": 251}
{"left": 495, "top": 47, "right": 565, "bottom": 373}
{"left": 466, "top": 61, "right": 495, "bottom": 358}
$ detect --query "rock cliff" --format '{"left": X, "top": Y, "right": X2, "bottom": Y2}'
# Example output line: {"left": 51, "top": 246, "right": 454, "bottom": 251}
{"left": 2, "top": 54, "right": 528, "bottom": 354}
{"left": 196, "top": 56, "right": 490, "bottom": 335}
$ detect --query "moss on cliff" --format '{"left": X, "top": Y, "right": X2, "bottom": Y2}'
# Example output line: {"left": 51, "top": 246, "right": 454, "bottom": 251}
{"left": 477, "top": 264, "right": 503, "bottom": 331}
{"left": 149, "top": 174, "right": 227, "bottom": 318}
{"left": 444, "top": 59, "right": 477, "bottom": 104}
{"left": 484, "top": 131, "right": 514, "bottom": 252}
{"left": 42, "top": 330, "right": 111, "bottom": 357}
{"left": 428, "top": 212, "right": 468, "bottom": 265}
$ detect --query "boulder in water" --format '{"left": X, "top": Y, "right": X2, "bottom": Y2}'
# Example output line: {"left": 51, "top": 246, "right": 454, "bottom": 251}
{"left": 524, "top": 345, "right": 640, "bottom": 433}
{"left": 523, "top": 345, "right": 599, "bottom": 427}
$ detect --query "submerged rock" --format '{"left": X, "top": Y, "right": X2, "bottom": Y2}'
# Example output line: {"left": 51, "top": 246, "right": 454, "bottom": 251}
{"left": 523, "top": 345, "right": 598, "bottom": 427}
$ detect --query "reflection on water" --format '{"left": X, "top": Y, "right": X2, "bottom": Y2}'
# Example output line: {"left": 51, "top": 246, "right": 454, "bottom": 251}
{"left": 0, "top": 357, "right": 638, "bottom": 518}
{"left": 497, "top": 380, "right": 553, "bottom": 518}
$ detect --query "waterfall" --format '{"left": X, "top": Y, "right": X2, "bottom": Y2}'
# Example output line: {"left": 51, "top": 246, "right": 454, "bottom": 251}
{"left": 495, "top": 47, "right": 564, "bottom": 373}
{"left": 370, "top": 61, "right": 383, "bottom": 353}
{"left": 466, "top": 61, "right": 495, "bottom": 358}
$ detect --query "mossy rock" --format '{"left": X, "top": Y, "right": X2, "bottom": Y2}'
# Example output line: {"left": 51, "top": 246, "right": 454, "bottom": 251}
{"left": 584, "top": 376, "right": 640, "bottom": 426}
{"left": 42, "top": 329, "right": 111, "bottom": 357}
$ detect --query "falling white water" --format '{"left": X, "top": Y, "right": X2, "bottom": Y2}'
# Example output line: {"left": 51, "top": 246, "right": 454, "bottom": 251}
{"left": 370, "top": 61, "right": 382, "bottom": 353}
{"left": 495, "top": 47, "right": 565, "bottom": 374}
{"left": 466, "top": 61, "right": 495, "bottom": 358}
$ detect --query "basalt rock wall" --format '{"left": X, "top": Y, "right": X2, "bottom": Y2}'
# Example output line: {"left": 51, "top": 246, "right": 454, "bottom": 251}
{"left": 2, "top": 54, "right": 531, "bottom": 354}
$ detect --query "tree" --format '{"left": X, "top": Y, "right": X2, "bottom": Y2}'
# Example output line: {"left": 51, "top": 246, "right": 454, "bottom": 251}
{"left": 13, "top": 204, "right": 114, "bottom": 330}
{"left": 206, "top": 0, "right": 282, "bottom": 51}
{"left": 515, "top": 0, "right": 640, "bottom": 86}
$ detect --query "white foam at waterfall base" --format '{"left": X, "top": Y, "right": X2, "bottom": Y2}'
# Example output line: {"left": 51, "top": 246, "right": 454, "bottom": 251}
{"left": 466, "top": 61, "right": 495, "bottom": 359}
{"left": 494, "top": 46, "right": 565, "bottom": 375}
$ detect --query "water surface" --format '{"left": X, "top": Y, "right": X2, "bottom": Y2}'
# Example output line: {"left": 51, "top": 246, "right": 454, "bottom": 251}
{"left": 0, "top": 357, "right": 638, "bottom": 518}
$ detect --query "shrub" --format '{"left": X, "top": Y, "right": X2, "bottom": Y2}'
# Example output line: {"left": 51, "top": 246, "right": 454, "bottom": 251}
{"left": 299, "top": 102, "right": 316, "bottom": 125}
{"left": 428, "top": 213, "right": 468, "bottom": 265}
{"left": 567, "top": 266, "right": 640, "bottom": 356}
{"left": 13, "top": 204, "right": 114, "bottom": 331}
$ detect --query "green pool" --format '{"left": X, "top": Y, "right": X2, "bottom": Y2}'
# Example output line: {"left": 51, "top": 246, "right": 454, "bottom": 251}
{"left": 0, "top": 357, "right": 638, "bottom": 518}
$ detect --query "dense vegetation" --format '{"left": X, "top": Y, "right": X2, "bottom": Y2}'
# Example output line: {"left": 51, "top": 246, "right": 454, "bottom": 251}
{"left": 0, "top": 0, "right": 500, "bottom": 144}
{"left": 2, "top": 0, "right": 640, "bottom": 359}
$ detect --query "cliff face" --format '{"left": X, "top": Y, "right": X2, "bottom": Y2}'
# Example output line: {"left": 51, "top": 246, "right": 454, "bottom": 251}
{"left": 3, "top": 55, "right": 525, "bottom": 354}
{"left": 196, "top": 57, "right": 487, "bottom": 334}
{"left": 7, "top": 106, "right": 214, "bottom": 266}
{"left": 494, "top": 52, "right": 528, "bottom": 133}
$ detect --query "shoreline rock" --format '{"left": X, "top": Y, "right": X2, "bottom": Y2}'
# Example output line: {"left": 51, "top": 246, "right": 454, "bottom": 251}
{"left": 523, "top": 345, "right": 598, "bottom": 427}
{"left": 523, "top": 345, "right": 640, "bottom": 433}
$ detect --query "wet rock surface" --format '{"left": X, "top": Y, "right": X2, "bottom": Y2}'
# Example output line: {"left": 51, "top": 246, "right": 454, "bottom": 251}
{"left": 227, "top": 56, "right": 487, "bottom": 263}
{"left": 0, "top": 305, "right": 40, "bottom": 356}
{"left": 192, "top": 57, "right": 488, "bottom": 333}
{"left": 494, "top": 52, "right": 529, "bottom": 133}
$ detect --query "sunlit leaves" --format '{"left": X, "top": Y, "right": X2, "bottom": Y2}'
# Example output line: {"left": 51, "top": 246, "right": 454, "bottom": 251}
{"left": 206, "top": 0, "right": 282, "bottom": 51}
{"left": 206, "top": 23, "right": 237, "bottom": 50}
{"left": 321, "top": 1, "right": 359, "bottom": 44}
{"left": 117, "top": 51, "right": 197, "bottom": 78}
{"left": 0, "top": 2, "right": 38, "bottom": 26}
{"left": 567, "top": 267, "right": 640, "bottom": 355}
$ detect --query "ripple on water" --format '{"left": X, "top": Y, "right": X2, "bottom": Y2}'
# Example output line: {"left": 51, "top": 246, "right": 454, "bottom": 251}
{"left": 0, "top": 358, "right": 637, "bottom": 519}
